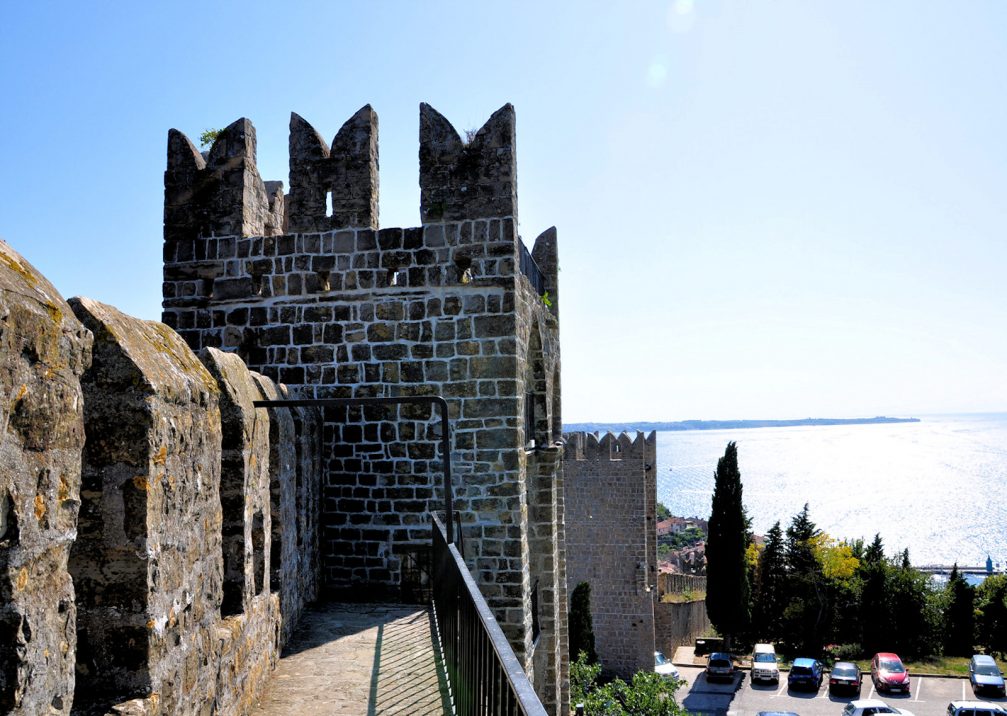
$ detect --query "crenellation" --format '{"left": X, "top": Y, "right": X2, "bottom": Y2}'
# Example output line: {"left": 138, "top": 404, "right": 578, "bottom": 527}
{"left": 287, "top": 107, "right": 379, "bottom": 233}
{"left": 164, "top": 119, "right": 280, "bottom": 249}
{"left": 419, "top": 104, "right": 518, "bottom": 224}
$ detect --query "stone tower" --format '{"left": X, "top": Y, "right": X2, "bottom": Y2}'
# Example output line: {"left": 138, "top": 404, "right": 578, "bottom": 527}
{"left": 161, "top": 104, "right": 568, "bottom": 711}
{"left": 564, "top": 432, "right": 658, "bottom": 679}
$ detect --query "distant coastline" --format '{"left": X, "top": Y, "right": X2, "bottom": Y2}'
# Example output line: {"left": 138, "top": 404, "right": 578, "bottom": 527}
{"left": 563, "top": 416, "right": 921, "bottom": 433}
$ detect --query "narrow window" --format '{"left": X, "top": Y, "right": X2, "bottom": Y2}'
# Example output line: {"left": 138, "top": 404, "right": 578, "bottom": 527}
{"left": 325, "top": 191, "right": 334, "bottom": 218}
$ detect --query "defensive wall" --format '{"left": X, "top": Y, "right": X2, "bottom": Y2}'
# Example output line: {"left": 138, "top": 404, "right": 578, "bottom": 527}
{"left": 160, "top": 104, "right": 567, "bottom": 711}
{"left": 0, "top": 240, "right": 319, "bottom": 715}
{"left": 563, "top": 432, "right": 658, "bottom": 679}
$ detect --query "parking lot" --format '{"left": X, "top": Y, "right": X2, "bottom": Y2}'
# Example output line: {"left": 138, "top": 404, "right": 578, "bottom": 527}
{"left": 673, "top": 666, "right": 1007, "bottom": 716}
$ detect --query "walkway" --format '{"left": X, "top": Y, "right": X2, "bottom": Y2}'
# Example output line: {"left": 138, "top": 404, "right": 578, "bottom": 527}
{"left": 253, "top": 602, "right": 452, "bottom": 716}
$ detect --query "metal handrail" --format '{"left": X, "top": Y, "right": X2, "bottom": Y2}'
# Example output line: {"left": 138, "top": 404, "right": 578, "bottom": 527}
{"left": 253, "top": 395, "right": 454, "bottom": 543}
{"left": 431, "top": 513, "right": 547, "bottom": 716}
{"left": 518, "top": 240, "right": 545, "bottom": 296}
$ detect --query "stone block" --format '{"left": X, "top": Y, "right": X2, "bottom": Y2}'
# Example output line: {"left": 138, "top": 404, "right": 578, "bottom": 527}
{"left": 0, "top": 241, "right": 91, "bottom": 716}
{"left": 68, "top": 297, "right": 224, "bottom": 713}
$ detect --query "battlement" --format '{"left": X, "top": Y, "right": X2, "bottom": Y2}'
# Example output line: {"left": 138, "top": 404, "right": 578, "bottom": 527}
{"left": 419, "top": 103, "right": 517, "bottom": 224}
{"left": 287, "top": 107, "right": 379, "bottom": 233}
{"left": 164, "top": 103, "right": 519, "bottom": 247}
{"left": 164, "top": 118, "right": 283, "bottom": 244}
{"left": 564, "top": 431, "right": 657, "bottom": 462}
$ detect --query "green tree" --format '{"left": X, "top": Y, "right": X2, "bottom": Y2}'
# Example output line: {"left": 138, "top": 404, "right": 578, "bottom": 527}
{"left": 944, "top": 564, "right": 976, "bottom": 656}
{"left": 782, "top": 504, "right": 828, "bottom": 652}
{"left": 656, "top": 501, "right": 672, "bottom": 522}
{"left": 752, "top": 521, "right": 787, "bottom": 642}
{"left": 859, "top": 534, "right": 889, "bottom": 654}
{"left": 705, "top": 441, "right": 751, "bottom": 649}
{"left": 199, "top": 128, "right": 221, "bottom": 149}
{"left": 976, "top": 574, "right": 1007, "bottom": 658}
{"left": 569, "top": 653, "right": 686, "bottom": 716}
{"left": 570, "top": 582, "right": 598, "bottom": 664}
{"left": 886, "top": 559, "right": 942, "bottom": 657}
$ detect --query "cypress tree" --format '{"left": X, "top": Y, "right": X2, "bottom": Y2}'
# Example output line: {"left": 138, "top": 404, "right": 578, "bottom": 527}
{"left": 569, "top": 581, "right": 598, "bottom": 663}
{"left": 705, "top": 441, "right": 751, "bottom": 649}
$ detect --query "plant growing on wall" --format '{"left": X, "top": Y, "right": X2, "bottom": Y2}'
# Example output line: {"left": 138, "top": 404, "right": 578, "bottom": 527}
{"left": 199, "top": 128, "right": 221, "bottom": 149}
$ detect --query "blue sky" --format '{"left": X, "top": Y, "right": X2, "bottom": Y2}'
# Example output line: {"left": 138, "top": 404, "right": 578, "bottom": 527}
{"left": 1, "top": 2, "right": 1005, "bottom": 422}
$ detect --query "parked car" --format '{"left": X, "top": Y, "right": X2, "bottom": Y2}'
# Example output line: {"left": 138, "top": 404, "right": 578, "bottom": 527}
{"left": 829, "top": 661, "right": 862, "bottom": 695}
{"left": 969, "top": 654, "right": 1006, "bottom": 696}
{"left": 787, "top": 657, "right": 823, "bottom": 691}
{"left": 654, "top": 651, "right": 680, "bottom": 680}
{"left": 871, "top": 652, "right": 910, "bottom": 694}
{"left": 752, "top": 643, "right": 780, "bottom": 684}
{"left": 842, "top": 699, "right": 915, "bottom": 716}
{"left": 706, "top": 652, "right": 734, "bottom": 682}
{"left": 947, "top": 701, "right": 1007, "bottom": 716}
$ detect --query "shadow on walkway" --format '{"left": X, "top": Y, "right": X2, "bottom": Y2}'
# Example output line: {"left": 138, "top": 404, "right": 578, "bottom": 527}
{"left": 254, "top": 602, "right": 452, "bottom": 716}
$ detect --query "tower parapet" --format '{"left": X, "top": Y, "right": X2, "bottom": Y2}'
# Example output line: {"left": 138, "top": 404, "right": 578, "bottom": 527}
{"left": 419, "top": 103, "right": 517, "bottom": 224}
{"left": 287, "top": 107, "right": 379, "bottom": 232}
{"left": 164, "top": 118, "right": 283, "bottom": 244}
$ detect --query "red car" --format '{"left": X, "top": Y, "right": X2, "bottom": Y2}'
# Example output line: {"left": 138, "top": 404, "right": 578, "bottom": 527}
{"left": 871, "top": 652, "right": 910, "bottom": 694}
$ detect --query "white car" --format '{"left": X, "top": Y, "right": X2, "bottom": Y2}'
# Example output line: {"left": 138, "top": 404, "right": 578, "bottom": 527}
{"left": 842, "top": 700, "right": 915, "bottom": 716}
{"left": 947, "top": 701, "right": 1007, "bottom": 716}
{"left": 654, "top": 651, "right": 680, "bottom": 680}
{"left": 751, "top": 643, "right": 780, "bottom": 684}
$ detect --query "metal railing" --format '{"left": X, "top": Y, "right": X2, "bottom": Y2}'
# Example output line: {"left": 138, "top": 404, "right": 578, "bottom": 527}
{"left": 518, "top": 240, "right": 546, "bottom": 296}
{"left": 431, "top": 514, "right": 548, "bottom": 716}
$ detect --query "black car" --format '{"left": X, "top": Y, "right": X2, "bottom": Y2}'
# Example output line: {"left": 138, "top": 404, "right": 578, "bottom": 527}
{"left": 829, "top": 661, "right": 862, "bottom": 695}
{"left": 706, "top": 652, "right": 735, "bottom": 682}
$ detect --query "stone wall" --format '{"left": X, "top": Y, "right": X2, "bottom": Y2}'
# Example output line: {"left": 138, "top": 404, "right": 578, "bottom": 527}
{"left": 0, "top": 239, "right": 321, "bottom": 715}
{"left": 68, "top": 298, "right": 226, "bottom": 714}
{"left": 563, "top": 432, "right": 657, "bottom": 680}
{"left": 161, "top": 103, "right": 567, "bottom": 713}
{"left": 0, "top": 240, "right": 92, "bottom": 715}
{"left": 655, "top": 600, "right": 711, "bottom": 656}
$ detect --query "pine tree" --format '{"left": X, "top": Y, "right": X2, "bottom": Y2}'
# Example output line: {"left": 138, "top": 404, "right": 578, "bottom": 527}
{"left": 752, "top": 521, "right": 787, "bottom": 642}
{"left": 705, "top": 442, "right": 751, "bottom": 649}
{"left": 569, "top": 581, "right": 598, "bottom": 663}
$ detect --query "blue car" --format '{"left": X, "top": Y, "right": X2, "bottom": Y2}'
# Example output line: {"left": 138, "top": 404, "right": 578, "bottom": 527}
{"left": 788, "top": 657, "right": 823, "bottom": 690}
{"left": 970, "top": 654, "right": 1006, "bottom": 696}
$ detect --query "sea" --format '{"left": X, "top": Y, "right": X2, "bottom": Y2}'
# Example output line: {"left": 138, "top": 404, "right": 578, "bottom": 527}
{"left": 654, "top": 413, "right": 1007, "bottom": 568}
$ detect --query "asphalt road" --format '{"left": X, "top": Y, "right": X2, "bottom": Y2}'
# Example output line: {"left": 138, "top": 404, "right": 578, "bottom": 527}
{"left": 673, "top": 666, "right": 1007, "bottom": 716}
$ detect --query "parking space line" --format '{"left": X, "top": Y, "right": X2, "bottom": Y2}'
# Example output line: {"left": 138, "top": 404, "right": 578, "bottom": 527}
{"left": 868, "top": 683, "right": 876, "bottom": 699}
{"left": 962, "top": 681, "right": 967, "bottom": 700}
{"left": 775, "top": 681, "right": 788, "bottom": 697}
{"left": 914, "top": 679, "right": 923, "bottom": 701}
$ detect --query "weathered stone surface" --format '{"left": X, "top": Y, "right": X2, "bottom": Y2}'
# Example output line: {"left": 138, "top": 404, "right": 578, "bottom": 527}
{"left": 164, "top": 118, "right": 281, "bottom": 245}
{"left": 0, "top": 240, "right": 92, "bottom": 715}
{"left": 68, "top": 297, "right": 224, "bottom": 714}
{"left": 199, "top": 347, "right": 280, "bottom": 715}
{"left": 419, "top": 103, "right": 517, "bottom": 223}
{"left": 252, "top": 374, "right": 303, "bottom": 647}
{"left": 199, "top": 348, "right": 271, "bottom": 615}
{"left": 563, "top": 432, "right": 658, "bottom": 680}
{"left": 287, "top": 107, "right": 379, "bottom": 232}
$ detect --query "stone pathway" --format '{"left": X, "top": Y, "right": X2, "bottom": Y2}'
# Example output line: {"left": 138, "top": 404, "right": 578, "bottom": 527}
{"left": 253, "top": 602, "right": 452, "bottom": 716}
